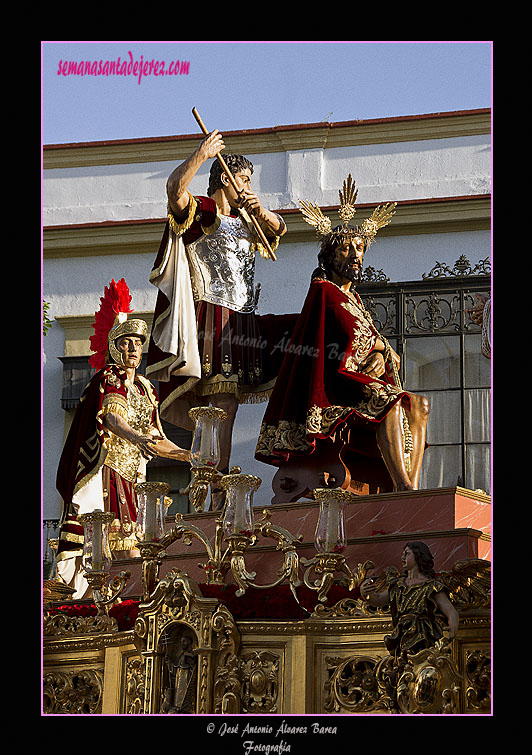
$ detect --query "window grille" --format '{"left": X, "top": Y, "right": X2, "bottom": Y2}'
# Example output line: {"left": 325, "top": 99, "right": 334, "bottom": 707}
{"left": 358, "top": 257, "right": 491, "bottom": 493}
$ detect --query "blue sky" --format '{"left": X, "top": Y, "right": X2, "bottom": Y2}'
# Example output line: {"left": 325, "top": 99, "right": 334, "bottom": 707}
{"left": 42, "top": 41, "right": 492, "bottom": 145}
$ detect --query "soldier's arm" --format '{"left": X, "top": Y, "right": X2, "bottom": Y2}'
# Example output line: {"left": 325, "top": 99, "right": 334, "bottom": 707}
{"left": 167, "top": 130, "right": 225, "bottom": 217}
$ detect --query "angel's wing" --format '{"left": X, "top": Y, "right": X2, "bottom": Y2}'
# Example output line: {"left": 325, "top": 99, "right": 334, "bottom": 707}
{"left": 437, "top": 559, "right": 491, "bottom": 610}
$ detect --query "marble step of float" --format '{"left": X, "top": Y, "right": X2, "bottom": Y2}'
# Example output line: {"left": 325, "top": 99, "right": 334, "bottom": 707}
{"left": 113, "top": 486, "right": 490, "bottom": 600}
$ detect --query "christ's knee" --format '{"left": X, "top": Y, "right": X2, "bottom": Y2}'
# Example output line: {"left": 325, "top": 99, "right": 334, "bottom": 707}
{"left": 409, "top": 394, "right": 430, "bottom": 424}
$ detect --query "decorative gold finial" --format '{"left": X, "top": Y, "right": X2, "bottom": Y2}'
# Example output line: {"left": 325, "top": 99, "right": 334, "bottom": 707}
{"left": 299, "top": 199, "right": 333, "bottom": 238}
{"left": 338, "top": 174, "right": 358, "bottom": 224}
{"left": 299, "top": 173, "right": 397, "bottom": 247}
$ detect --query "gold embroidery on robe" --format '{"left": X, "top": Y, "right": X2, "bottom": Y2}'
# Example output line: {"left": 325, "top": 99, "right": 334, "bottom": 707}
{"left": 340, "top": 300, "right": 376, "bottom": 370}
{"left": 306, "top": 405, "right": 352, "bottom": 436}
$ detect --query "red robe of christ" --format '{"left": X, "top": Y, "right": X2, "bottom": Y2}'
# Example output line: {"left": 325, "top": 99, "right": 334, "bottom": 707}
{"left": 255, "top": 277, "right": 410, "bottom": 493}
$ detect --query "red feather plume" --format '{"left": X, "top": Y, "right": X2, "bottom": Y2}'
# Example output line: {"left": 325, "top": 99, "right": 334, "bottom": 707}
{"left": 89, "top": 279, "right": 133, "bottom": 370}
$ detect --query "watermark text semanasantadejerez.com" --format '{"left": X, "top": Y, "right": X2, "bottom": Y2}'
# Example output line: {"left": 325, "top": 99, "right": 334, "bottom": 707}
{"left": 56, "top": 50, "right": 190, "bottom": 85}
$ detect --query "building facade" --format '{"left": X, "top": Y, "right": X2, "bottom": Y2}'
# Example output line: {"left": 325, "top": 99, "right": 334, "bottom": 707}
{"left": 42, "top": 108, "right": 491, "bottom": 524}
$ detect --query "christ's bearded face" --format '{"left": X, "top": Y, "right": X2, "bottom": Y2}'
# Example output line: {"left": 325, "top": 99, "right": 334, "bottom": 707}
{"left": 330, "top": 235, "right": 366, "bottom": 284}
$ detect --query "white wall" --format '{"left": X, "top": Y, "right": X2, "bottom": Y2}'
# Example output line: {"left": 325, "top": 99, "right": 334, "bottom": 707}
{"left": 42, "top": 135, "right": 490, "bottom": 226}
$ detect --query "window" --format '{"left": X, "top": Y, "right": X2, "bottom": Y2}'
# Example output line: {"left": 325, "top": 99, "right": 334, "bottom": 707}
{"left": 358, "top": 259, "right": 491, "bottom": 493}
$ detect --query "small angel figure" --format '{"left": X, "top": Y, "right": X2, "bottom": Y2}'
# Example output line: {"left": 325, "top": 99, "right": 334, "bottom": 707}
{"left": 360, "top": 542, "right": 460, "bottom": 659}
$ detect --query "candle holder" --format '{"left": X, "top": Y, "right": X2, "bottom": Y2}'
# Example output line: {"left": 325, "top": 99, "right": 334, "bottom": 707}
{"left": 162, "top": 472, "right": 303, "bottom": 598}
{"left": 220, "top": 473, "right": 261, "bottom": 596}
{"left": 44, "top": 537, "right": 58, "bottom": 580}
{"left": 315, "top": 486, "right": 348, "bottom": 554}
{"left": 78, "top": 511, "right": 130, "bottom": 614}
{"left": 301, "top": 488, "right": 369, "bottom": 604}
{"left": 134, "top": 481, "right": 172, "bottom": 601}
{"left": 134, "top": 481, "right": 172, "bottom": 543}
{"left": 221, "top": 472, "right": 260, "bottom": 539}
{"left": 80, "top": 511, "right": 114, "bottom": 573}
{"left": 183, "top": 407, "right": 228, "bottom": 512}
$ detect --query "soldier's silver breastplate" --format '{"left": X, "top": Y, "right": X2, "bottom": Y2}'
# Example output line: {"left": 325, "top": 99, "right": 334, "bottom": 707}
{"left": 187, "top": 215, "right": 256, "bottom": 313}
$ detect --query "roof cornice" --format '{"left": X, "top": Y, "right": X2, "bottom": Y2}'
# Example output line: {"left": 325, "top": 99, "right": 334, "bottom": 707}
{"left": 43, "top": 194, "right": 491, "bottom": 259}
{"left": 43, "top": 109, "right": 491, "bottom": 170}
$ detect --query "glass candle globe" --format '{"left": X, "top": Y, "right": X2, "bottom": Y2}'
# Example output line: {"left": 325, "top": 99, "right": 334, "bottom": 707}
{"left": 188, "top": 407, "right": 227, "bottom": 468}
{"left": 221, "top": 473, "right": 261, "bottom": 539}
{"left": 134, "top": 481, "right": 171, "bottom": 542}
{"left": 79, "top": 511, "right": 114, "bottom": 573}
{"left": 313, "top": 489, "right": 351, "bottom": 554}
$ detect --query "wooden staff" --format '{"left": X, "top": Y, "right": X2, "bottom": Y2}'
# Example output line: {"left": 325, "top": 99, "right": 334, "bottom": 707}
{"left": 192, "top": 107, "right": 277, "bottom": 261}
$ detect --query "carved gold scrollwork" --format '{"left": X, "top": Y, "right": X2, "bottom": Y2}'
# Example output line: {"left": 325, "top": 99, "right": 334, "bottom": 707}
{"left": 125, "top": 657, "right": 145, "bottom": 714}
{"left": 214, "top": 653, "right": 241, "bottom": 713}
{"left": 395, "top": 644, "right": 463, "bottom": 715}
{"left": 324, "top": 655, "right": 383, "bottom": 713}
{"left": 324, "top": 641, "right": 467, "bottom": 715}
{"left": 240, "top": 651, "right": 280, "bottom": 714}
{"left": 43, "top": 669, "right": 104, "bottom": 714}
{"left": 313, "top": 595, "right": 390, "bottom": 619}
{"left": 302, "top": 556, "right": 373, "bottom": 607}
{"left": 465, "top": 649, "right": 491, "bottom": 711}
{"left": 43, "top": 611, "right": 118, "bottom": 636}
{"left": 212, "top": 603, "right": 242, "bottom": 713}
